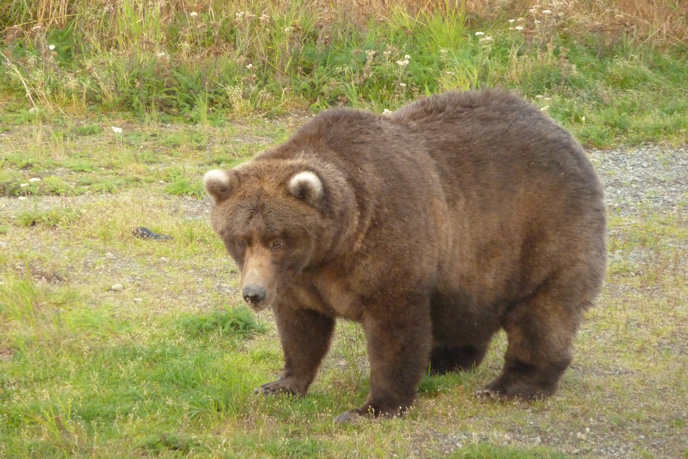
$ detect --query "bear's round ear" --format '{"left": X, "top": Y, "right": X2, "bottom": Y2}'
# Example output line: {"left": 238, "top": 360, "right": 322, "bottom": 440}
{"left": 203, "top": 169, "right": 236, "bottom": 203}
{"left": 288, "top": 171, "right": 324, "bottom": 208}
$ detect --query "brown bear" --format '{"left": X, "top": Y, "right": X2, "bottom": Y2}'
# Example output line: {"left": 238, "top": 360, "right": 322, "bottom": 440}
{"left": 203, "top": 89, "right": 607, "bottom": 423}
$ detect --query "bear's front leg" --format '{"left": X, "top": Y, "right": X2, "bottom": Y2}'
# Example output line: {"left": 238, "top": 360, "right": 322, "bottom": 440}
{"left": 256, "top": 305, "right": 335, "bottom": 396}
{"left": 335, "top": 304, "right": 432, "bottom": 423}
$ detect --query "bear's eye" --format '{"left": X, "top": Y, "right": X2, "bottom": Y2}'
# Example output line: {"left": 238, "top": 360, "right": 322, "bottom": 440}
{"left": 236, "top": 239, "right": 247, "bottom": 250}
{"left": 269, "top": 239, "right": 283, "bottom": 251}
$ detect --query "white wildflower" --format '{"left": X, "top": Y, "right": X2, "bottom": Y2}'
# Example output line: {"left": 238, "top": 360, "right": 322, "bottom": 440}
{"left": 111, "top": 126, "right": 123, "bottom": 134}
{"left": 395, "top": 59, "right": 409, "bottom": 67}
{"left": 189, "top": 11, "right": 198, "bottom": 17}
{"left": 479, "top": 36, "right": 493, "bottom": 44}
{"left": 246, "top": 63, "right": 253, "bottom": 69}
{"left": 366, "top": 49, "right": 377, "bottom": 59}
{"left": 20, "top": 183, "right": 29, "bottom": 187}
{"left": 382, "top": 109, "right": 392, "bottom": 115}
{"left": 399, "top": 82, "right": 407, "bottom": 87}
{"left": 284, "top": 26, "right": 294, "bottom": 33}
{"left": 404, "top": 54, "right": 410, "bottom": 60}
{"left": 540, "top": 106, "right": 550, "bottom": 112}
{"left": 508, "top": 19, "right": 516, "bottom": 24}
{"left": 542, "top": 9, "right": 552, "bottom": 15}
{"left": 474, "top": 31, "right": 485, "bottom": 36}
{"left": 515, "top": 25, "right": 525, "bottom": 31}
{"left": 439, "top": 48, "right": 448, "bottom": 55}
{"left": 29, "top": 178, "right": 41, "bottom": 183}
{"left": 259, "top": 14, "right": 270, "bottom": 23}
{"left": 48, "top": 44, "right": 55, "bottom": 51}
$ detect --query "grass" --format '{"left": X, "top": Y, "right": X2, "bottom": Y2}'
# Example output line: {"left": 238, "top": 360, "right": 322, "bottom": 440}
{"left": 1, "top": 120, "right": 687, "bottom": 457}
{"left": 0, "top": 0, "right": 687, "bottom": 456}
{"left": 1, "top": 1, "right": 687, "bottom": 146}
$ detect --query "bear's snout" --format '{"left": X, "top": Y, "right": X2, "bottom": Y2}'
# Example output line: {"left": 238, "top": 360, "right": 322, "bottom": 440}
{"left": 242, "top": 284, "right": 267, "bottom": 306}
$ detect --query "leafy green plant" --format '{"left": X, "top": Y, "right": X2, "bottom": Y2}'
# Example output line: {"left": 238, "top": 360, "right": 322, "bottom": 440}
{"left": 15, "top": 207, "right": 82, "bottom": 228}
{"left": 0, "top": 169, "right": 24, "bottom": 196}
{"left": 135, "top": 433, "right": 209, "bottom": 454}
{"left": 71, "top": 124, "right": 103, "bottom": 136}
{"left": 165, "top": 177, "right": 203, "bottom": 197}
{"left": 179, "top": 306, "right": 267, "bottom": 338}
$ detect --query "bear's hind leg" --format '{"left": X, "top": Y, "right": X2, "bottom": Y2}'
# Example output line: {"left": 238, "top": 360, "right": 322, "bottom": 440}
{"left": 429, "top": 344, "right": 488, "bottom": 374}
{"left": 480, "top": 288, "right": 585, "bottom": 400}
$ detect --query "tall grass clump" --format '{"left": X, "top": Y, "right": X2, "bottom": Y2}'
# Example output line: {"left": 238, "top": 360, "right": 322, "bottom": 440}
{"left": 179, "top": 306, "right": 267, "bottom": 339}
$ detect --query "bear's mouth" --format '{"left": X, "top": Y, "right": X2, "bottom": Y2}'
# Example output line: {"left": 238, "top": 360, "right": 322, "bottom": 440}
{"left": 248, "top": 301, "right": 272, "bottom": 313}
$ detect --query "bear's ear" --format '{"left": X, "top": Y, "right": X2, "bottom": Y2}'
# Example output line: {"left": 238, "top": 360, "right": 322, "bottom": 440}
{"left": 288, "top": 171, "right": 324, "bottom": 208}
{"left": 203, "top": 169, "right": 236, "bottom": 204}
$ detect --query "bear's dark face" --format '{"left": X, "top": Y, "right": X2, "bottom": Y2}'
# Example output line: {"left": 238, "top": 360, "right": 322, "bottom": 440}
{"left": 204, "top": 168, "right": 328, "bottom": 311}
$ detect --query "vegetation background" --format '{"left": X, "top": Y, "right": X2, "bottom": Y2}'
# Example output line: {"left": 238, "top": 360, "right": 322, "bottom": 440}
{"left": 1, "top": 0, "right": 687, "bottom": 146}
{"left": 1, "top": 0, "right": 687, "bottom": 457}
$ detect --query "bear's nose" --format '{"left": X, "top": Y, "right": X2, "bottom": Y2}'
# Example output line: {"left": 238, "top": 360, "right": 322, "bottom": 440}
{"left": 242, "top": 284, "right": 267, "bottom": 305}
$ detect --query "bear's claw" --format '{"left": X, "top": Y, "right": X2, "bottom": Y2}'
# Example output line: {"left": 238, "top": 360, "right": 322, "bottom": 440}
{"left": 475, "top": 388, "right": 503, "bottom": 400}
{"left": 253, "top": 380, "right": 298, "bottom": 396}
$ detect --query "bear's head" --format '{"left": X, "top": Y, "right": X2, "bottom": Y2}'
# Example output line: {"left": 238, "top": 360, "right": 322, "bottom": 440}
{"left": 204, "top": 162, "right": 347, "bottom": 311}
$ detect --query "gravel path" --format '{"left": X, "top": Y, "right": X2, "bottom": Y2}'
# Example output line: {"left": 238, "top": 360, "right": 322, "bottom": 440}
{"left": 590, "top": 145, "right": 688, "bottom": 217}
{"left": 1, "top": 146, "right": 686, "bottom": 218}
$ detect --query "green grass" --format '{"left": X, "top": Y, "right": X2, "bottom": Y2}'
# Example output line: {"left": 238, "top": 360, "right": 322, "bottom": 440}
{"left": 179, "top": 306, "right": 268, "bottom": 338}
{"left": 1, "top": 1, "right": 686, "bottom": 146}
{"left": 1, "top": 117, "right": 687, "bottom": 457}
{"left": 1, "top": 0, "right": 687, "bottom": 456}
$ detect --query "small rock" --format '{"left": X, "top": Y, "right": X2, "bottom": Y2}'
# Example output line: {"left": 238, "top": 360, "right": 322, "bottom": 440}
{"left": 110, "top": 283, "right": 124, "bottom": 292}
{"left": 160, "top": 256, "right": 168, "bottom": 262}
{"left": 133, "top": 298, "right": 143, "bottom": 303}
{"left": 132, "top": 226, "right": 172, "bottom": 241}
{"left": 105, "top": 252, "right": 115, "bottom": 259}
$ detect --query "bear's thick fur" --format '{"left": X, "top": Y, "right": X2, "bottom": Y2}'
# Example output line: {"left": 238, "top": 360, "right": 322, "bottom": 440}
{"left": 204, "top": 90, "right": 606, "bottom": 422}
